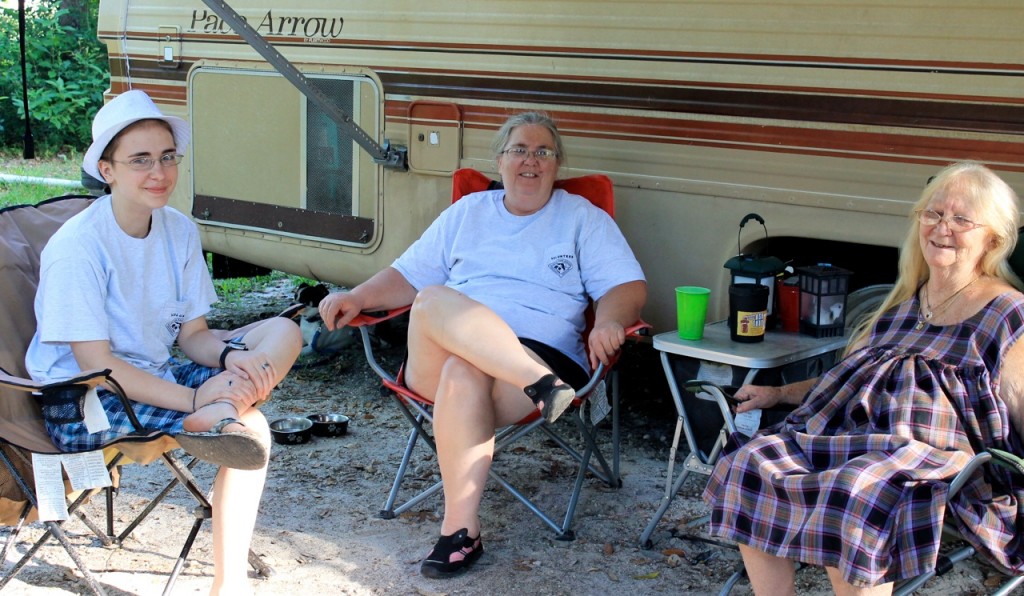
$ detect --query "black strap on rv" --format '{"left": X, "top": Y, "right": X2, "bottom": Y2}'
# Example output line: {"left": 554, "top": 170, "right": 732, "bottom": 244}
{"left": 18, "top": 0, "right": 35, "bottom": 159}
{"left": 199, "top": 0, "right": 407, "bottom": 170}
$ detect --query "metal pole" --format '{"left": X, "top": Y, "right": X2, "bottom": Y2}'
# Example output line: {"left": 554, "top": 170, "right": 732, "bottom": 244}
{"left": 18, "top": 0, "right": 35, "bottom": 159}
{"left": 199, "top": 0, "right": 406, "bottom": 170}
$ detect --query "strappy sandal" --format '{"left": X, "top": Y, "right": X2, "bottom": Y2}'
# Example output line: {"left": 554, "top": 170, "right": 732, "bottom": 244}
{"left": 420, "top": 528, "right": 484, "bottom": 578}
{"left": 524, "top": 374, "right": 576, "bottom": 423}
{"left": 176, "top": 417, "right": 269, "bottom": 470}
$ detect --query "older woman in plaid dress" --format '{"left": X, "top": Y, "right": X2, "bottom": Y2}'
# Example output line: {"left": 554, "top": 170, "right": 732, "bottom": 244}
{"left": 706, "top": 162, "right": 1024, "bottom": 595}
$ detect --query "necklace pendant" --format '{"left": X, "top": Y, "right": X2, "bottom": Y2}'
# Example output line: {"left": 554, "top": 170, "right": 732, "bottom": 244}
{"left": 915, "top": 319, "right": 925, "bottom": 331}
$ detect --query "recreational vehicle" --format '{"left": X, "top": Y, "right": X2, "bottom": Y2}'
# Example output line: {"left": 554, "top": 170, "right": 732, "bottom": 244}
{"left": 96, "top": 0, "right": 1024, "bottom": 330}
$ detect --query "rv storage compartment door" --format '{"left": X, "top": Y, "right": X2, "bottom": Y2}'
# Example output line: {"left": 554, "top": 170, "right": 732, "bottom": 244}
{"left": 188, "top": 68, "right": 380, "bottom": 246}
{"left": 408, "top": 101, "right": 461, "bottom": 174}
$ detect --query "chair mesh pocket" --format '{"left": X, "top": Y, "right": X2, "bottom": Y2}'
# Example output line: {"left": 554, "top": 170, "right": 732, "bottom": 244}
{"left": 37, "top": 384, "right": 88, "bottom": 425}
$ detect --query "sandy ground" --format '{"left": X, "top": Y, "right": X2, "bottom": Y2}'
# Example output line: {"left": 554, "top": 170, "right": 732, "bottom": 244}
{"left": 1, "top": 280, "right": 1013, "bottom": 595}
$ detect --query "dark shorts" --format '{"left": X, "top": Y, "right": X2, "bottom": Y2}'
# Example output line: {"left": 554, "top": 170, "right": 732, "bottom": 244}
{"left": 519, "top": 337, "right": 590, "bottom": 391}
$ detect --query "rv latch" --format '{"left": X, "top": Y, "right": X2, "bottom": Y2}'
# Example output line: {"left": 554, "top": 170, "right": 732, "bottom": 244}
{"left": 157, "top": 26, "right": 181, "bottom": 69}
{"left": 375, "top": 141, "right": 408, "bottom": 170}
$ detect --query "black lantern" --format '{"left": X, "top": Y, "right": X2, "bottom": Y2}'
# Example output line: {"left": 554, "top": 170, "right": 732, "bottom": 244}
{"left": 724, "top": 213, "right": 786, "bottom": 328}
{"left": 796, "top": 264, "right": 853, "bottom": 337}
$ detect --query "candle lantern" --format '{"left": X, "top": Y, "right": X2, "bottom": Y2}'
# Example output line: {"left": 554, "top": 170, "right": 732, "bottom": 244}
{"left": 796, "top": 263, "right": 853, "bottom": 337}
{"left": 723, "top": 213, "right": 786, "bottom": 329}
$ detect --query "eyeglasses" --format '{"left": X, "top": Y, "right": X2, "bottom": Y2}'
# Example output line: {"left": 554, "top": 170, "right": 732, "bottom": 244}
{"left": 501, "top": 147, "right": 558, "bottom": 161}
{"left": 916, "top": 208, "right": 984, "bottom": 233}
{"left": 109, "top": 153, "right": 183, "bottom": 171}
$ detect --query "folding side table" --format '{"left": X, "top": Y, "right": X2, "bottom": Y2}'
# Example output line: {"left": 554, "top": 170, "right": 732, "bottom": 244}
{"left": 639, "top": 320, "right": 846, "bottom": 548}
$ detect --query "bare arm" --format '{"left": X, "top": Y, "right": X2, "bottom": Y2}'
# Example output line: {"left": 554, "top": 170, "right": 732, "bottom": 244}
{"left": 588, "top": 280, "right": 648, "bottom": 368}
{"left": 732, "top": 334, "right": 860, "bottom": 413}
{"left": 70, "top": 340, "right": 196, "bottom": 412}
{"left": 319, "top": 267, "right": 418, "bottom": 331}
{"left": 732, "top": 378, "right": 817, "bottom": 413}
{"left": 999, "top": 339, "right": 1024, "bottom": 445}
{"left": 70, "top": 317, "right": 264, "bottom": 415}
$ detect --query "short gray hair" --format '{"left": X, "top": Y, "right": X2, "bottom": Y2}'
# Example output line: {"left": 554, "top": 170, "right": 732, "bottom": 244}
{"left": 491, "top": 112, "right": 565, "bottom": 165}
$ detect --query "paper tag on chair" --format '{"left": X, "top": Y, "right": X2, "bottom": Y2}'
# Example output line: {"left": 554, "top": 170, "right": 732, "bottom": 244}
{"left": 695, "top": 362, "right": 733, "bottom": 400}
{"left": 62, "top": 451, "right": 112, "bottom": 492}
{"left": 82, "top": 387, "right": 111, "bottom": 434}
{"left": 31, "top": 452, "right": 112, "bottom": 522}
{"left": 733, "top": 408, "right": 762, "bottom": 437}
{"left": 31, "top": 453, "right": 69, "bottom": 521}
{"left": 588, "top": 380, "right": 610, "bottom": 425}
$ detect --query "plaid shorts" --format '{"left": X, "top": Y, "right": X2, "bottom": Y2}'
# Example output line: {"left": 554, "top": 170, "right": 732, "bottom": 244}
{"left": 43, "top": 359, "right": 222, "bottom": 453}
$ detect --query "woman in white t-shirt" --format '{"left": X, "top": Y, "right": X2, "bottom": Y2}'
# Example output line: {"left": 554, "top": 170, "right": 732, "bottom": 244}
{"left": 319, "top": 112, "right": 647, "bottom": 578}
{"left": 26, "top": 90, "right": 302, "bottom": 596}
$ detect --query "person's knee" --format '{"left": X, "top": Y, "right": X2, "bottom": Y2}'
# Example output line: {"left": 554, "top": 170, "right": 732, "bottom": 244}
{"left": 248, "top": 316, "right": 303, "bottom": 360}
{"left": 239, "top": 409, "right": 271, "bottom": 446}
{"left": 438, "top": 356, "right": 487, "bottom": 388}
{"left": 410, "top": 284, "right": 454, "bottom": 316}
{"left": 435, "top": 356, "right": 491, "bottom": 405}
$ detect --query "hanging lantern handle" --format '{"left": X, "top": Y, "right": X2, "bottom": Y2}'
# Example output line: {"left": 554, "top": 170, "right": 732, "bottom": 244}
{"left": 737, "top": 212, "right": 769, "bottom": 257}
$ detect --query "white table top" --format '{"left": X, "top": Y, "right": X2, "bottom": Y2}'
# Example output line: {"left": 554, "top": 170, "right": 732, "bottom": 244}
{"left": 653, "top": 319, "right": 848, "bottom": 369}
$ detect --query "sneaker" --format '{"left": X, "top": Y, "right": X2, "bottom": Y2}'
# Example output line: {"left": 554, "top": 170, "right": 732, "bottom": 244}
{"left": 420, "top": 528, "right": 484, "bottom": 578}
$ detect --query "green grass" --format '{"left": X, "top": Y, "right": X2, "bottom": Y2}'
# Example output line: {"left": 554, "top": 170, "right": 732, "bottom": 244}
{"left": 0, "top": 150, "right": 87, "bottom": 209}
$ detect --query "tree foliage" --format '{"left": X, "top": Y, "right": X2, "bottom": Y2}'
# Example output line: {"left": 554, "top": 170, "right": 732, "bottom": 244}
{"left": 0, "top": 0, "right": 108, "bottom": 152}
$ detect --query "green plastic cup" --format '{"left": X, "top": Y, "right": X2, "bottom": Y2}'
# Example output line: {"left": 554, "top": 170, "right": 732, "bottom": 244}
{"left": 676, "top": 286, "right": 711, "bottom": 340}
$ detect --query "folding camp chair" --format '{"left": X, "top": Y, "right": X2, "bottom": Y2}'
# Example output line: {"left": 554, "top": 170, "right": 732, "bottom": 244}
{"left": 0, "top": 195, "right": 271, "bottom": 595}
{"left": 348, "top": 168, "right": 649, "bottom": 540}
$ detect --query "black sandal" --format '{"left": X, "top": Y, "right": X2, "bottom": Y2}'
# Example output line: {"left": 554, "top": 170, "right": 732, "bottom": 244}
{"left": 420, "top": 528, "right": 484, "bottom": 578}
{"left": 524, "top": 374, "right": 576, "bottom": 423}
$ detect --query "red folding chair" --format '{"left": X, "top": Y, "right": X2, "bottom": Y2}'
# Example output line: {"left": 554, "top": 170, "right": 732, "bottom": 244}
{"left": 348, "top": 168, "right": 648, "bottom": 539}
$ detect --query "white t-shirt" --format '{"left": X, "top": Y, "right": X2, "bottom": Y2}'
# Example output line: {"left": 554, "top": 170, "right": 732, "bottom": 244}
{"left": 393, "top": 188, "right": 645, "bottom": 370}
{"left": 26, "top": 195, "right": 217, "bottom": 383}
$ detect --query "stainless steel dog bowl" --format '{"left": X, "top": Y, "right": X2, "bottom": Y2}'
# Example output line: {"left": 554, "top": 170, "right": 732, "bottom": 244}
{"left": 269, "top": 417, "right": 313, "bottom": 445}
{"left": 307, "top": 413, "right": 349, "bottom": 437}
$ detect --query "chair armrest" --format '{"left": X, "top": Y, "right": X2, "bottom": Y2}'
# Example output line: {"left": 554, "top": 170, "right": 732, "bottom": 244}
{"left": 989, "top": 448, "right": 1024, "bottom": 476}
{"left": 625, "top": 320, "right": 653, "bottom": 337}
{"left": 0, "top": 367, "right": 150, "bottom": 434}
{"left": 0, "top": 367, "right": 111, "bottom": 393}
{"left": 576, "top": 319, "right": 652, "bottom": 397}
{"left": 348, "top": 305, "right": 412, "bottom": 328}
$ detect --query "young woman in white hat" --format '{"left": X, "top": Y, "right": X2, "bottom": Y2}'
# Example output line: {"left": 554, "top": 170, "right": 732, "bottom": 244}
{"left": 26, "top": 89, "right": 302, "bottom": 595}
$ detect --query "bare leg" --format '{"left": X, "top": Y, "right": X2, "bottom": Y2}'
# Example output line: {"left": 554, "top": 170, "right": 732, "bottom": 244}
{"left": 826, "top": 567, "right": 893, "bottom": 596}
{"left": 404, "top": 285, "right": 559, "bottom": 401}
{"left": 235, "top": 316, "right": 303, "bottom": 386}
{"left": 209, "top": 408, "right": 270, "bottom": 596}
{"left": 431, "top": 355, "right": 539, "bottom": 536}
{"left": 739, "top": 543, "right": 797, "bottom": 596}
{"left": 184, "top": 316, "right": 302, "bottom": 434}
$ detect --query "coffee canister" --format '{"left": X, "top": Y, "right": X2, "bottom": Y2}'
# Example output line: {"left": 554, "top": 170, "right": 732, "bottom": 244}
{"left": 729, "top": 283, "right": 769, "bottom": 343}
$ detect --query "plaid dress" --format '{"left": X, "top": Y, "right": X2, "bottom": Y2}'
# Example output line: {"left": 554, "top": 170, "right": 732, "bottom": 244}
{"left": 703, "top": 291, "right": 1024, "bottom": 587}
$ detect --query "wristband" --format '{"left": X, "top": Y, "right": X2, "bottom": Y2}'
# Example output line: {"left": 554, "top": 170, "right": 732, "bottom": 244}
{"left": 219, "top": 340, "right": 247, "bottom": 369}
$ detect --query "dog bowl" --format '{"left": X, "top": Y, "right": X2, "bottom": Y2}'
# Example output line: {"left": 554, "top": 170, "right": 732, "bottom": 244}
{"left": 307, "top": 413, "right": 349, "bottom": 437}
{"left": 269, "top": 417, "right": 313, "bottom": 445}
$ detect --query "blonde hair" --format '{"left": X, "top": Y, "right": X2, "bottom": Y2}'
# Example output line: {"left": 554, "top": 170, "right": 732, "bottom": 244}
{"left": 846, "top": 162, "right": 1022, "bottom": 353}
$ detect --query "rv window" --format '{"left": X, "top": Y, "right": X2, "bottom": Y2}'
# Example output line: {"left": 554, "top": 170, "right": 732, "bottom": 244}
{"left": 189, "top": 69, "right": 380, "bottom": 246}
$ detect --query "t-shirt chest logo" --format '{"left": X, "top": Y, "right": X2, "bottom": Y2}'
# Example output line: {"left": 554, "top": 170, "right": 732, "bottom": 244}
{"left": 548, "top": 254, "right": 576, "bottom": 278}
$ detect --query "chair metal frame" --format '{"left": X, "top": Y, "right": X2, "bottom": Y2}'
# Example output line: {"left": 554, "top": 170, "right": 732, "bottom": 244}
{"left": 351, "top": 309, "right": 646, "bottom": 539}
{"left": 348, "top": 169, "right": 649, "bottom": 540}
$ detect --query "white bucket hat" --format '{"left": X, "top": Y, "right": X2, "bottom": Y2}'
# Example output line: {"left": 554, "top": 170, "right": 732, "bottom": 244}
{"left": 82, "top": 90, "right": 190, "bottom": 182}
